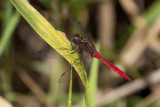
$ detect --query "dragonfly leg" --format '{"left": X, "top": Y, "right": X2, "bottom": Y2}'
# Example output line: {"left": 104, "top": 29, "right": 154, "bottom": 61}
{"left": 60, "top": 47, "right": 76, "bottom": 54}
{"left": 60, "top": 43, "right": 79, "bottom": 54}
{"left": 71, "top": 44, "right": 78, "bottom": 51}
{"left": 72, "top": 47, "right": 83, "bottom": 65}
{"left": 73, "top": 57, "right": 82, "bottom": 65}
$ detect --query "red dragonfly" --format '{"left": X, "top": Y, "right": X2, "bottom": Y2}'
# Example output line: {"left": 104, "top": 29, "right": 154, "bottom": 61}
{"left": 37, "top": 11, "right": 132, "bottom": 81}
{"left": 71, "top": 33, "right": 132, "bottom": 81}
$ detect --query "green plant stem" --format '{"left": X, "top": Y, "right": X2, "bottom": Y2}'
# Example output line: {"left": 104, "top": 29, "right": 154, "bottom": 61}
{"left": 67, "top": 65, "right": 73, "bottom": 107}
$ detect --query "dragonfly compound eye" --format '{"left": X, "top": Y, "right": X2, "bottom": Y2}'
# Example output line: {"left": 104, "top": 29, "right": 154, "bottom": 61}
{"left": 72, "top": 33, "right": 80, "bottom": 42}
{"left": 73, "top": 33, "right": 80, "bottom": 38}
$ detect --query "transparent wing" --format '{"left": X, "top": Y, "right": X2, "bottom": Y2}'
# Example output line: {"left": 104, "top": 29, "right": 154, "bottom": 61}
{"left": 68, "top": 10, "right": 91, "bottom": 41}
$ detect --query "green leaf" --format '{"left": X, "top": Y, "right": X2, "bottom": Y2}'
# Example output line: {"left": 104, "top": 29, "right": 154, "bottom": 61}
{"left": 82, "top": 42, "right": 100, "bottom": 107}
{"left": 89, "top": 42, "right": 100, "bottom": 107}
{"left": 10, "top": 0, "right": 91, "bottom": 106}
{"left": 0, "top": 12, "right": 20, "bottom": 57}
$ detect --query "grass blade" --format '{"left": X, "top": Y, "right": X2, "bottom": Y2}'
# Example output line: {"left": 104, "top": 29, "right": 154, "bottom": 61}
{"left": 10, "top": 0, "right": 91, "bottom": 106}
{"left": 89, "top": 42, "right": 100, "bottom": 107}
{"left": 0, "top": 12, "right": 20, "bottom": 57}
{"left": 82, "top": 42, "right": 100, "bottom": 107}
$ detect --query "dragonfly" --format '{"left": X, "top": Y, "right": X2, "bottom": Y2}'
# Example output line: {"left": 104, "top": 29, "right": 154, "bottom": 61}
{"left": 37, "top": 11, "right": 132, "bottom": 81}
{"left": 70, "top": 33, "right": 132, "bottom": 81}
{"left": 67, "top": 11, "right": 132, "bottom": 81}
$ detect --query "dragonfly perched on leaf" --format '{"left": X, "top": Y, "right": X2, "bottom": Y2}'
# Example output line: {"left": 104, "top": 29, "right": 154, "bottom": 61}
{"left": 65, "top": 11, "right": 132, "bottom": 81}
{"left": 36, "top": 10, "right": 132, "bottom": 81}
{"left": 69, "top": 33, "right": 132, "bottom": 81}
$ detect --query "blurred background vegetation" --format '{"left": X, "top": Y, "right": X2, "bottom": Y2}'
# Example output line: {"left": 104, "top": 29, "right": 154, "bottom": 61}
{"left": 0, "top": 0, "right": 160, "bottom": 107}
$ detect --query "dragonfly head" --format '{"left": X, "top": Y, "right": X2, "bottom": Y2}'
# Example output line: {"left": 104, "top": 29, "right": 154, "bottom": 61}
{"left": 72, "top": 33, "right": 80, "bottom": 44}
